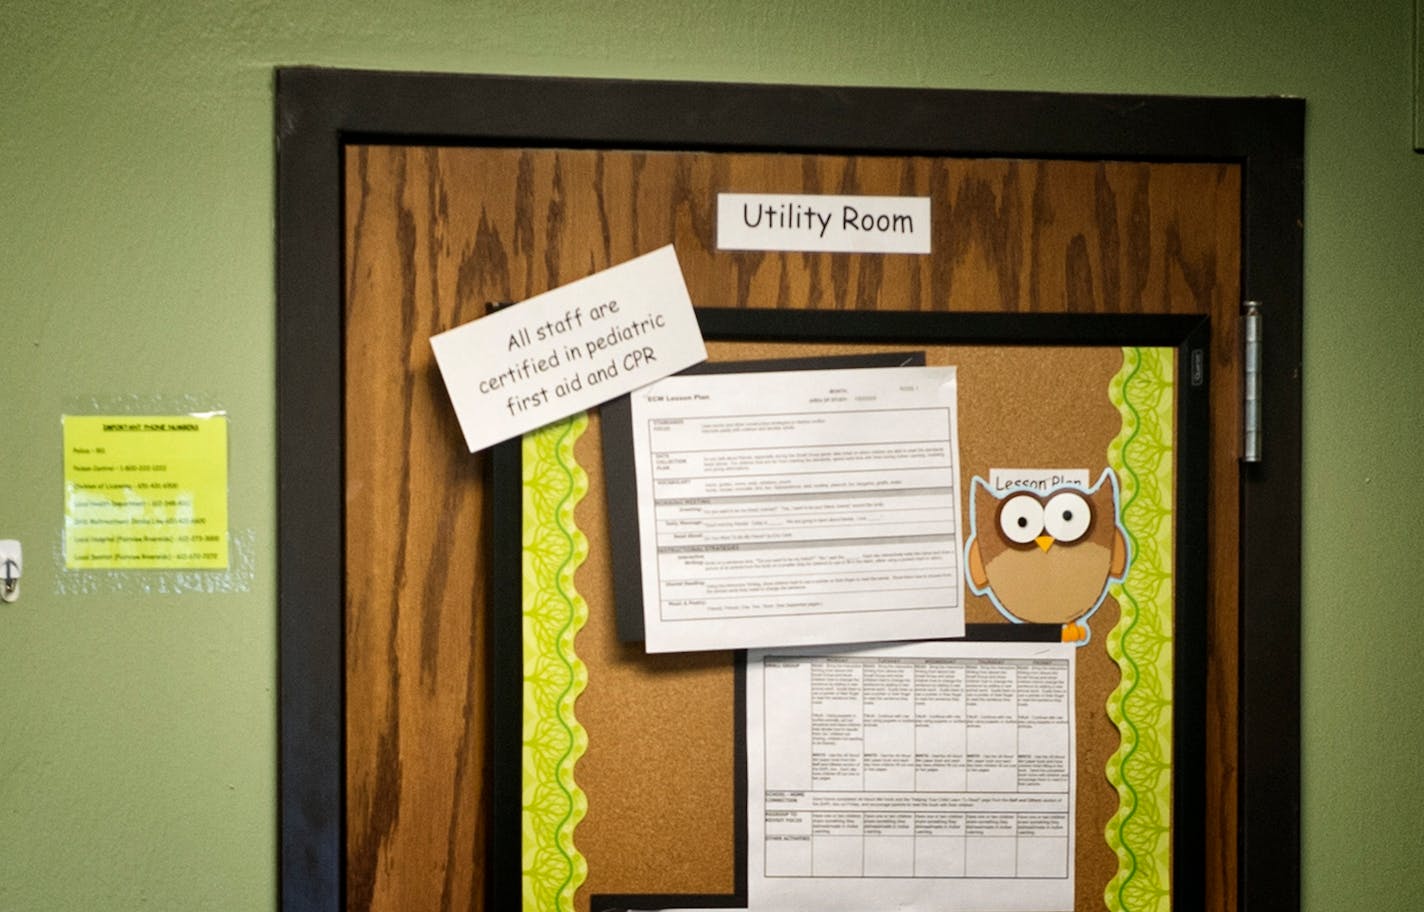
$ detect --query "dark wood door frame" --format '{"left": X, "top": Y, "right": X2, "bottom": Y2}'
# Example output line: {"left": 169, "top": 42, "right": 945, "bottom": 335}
{"left": 275, "top": 68, "right": 1303, "bottom": 911}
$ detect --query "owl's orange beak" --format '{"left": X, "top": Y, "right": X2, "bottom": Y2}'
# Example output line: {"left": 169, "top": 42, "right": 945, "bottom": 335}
{"left": 1035, "top": 535, "right": 1055, "bottom": 552}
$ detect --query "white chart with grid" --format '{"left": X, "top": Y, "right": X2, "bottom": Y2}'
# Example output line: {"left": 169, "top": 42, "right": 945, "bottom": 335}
{"left": 749, "top": 642, "right": 1076, "bottom": 912}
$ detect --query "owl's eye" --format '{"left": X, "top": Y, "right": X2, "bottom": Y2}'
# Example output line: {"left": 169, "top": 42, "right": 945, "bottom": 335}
{"left": 1043, "top": 491, "right": 1092, "bottom": 543}
{"left": 998, "top": 494, "right": 1044, "bottom": 544}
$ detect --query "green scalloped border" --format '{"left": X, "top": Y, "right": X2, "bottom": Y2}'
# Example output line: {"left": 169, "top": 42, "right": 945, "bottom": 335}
{"left": 1104, "top": 347, "right": 1176, "bottom": 912}
{"left": 522, "top": 415, "right": 590, "bottom": 912}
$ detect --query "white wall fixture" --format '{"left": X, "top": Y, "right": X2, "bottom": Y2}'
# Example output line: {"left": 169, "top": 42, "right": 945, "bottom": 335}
{"left": 0, "top": 540, "right": 20, "bottom": 603}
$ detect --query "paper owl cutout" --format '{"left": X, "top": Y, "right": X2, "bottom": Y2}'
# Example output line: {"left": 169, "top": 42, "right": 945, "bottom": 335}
{"left": 964, "top": 469, "right": 1130, "bottom": 645}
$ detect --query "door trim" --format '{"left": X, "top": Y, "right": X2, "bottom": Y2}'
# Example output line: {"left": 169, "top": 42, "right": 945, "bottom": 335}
{"left": 275, "top": 68, "right": 1303, "bottom": 911}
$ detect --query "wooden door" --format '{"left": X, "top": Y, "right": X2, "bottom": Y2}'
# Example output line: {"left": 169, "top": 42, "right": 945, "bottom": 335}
{"left": 277, "top": 70, "right": 1303, "bottom": 912}
{"left": 343, "top": 148, "right": 1235, "bottom": 910}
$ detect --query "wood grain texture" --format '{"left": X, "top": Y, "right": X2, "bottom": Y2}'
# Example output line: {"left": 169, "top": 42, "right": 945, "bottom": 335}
{"left": 345, "top": 146, "right": 491, "bottom": 912}
{"left": 343, "top": 145, "right": 1240, "bottom": 911}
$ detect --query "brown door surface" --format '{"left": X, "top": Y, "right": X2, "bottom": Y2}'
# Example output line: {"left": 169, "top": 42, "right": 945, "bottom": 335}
{"left": 341, "top": 146, "right": 1241, "bottom": 910}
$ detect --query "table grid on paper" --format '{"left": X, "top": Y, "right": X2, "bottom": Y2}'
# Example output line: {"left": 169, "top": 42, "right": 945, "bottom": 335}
{"left": 762, "top": 654, "right": 1072, "bottom": 880}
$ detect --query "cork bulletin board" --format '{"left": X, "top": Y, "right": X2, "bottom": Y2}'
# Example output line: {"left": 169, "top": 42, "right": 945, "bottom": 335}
{"left": 493, "top": 315, "right": 1208, "bottom": 912}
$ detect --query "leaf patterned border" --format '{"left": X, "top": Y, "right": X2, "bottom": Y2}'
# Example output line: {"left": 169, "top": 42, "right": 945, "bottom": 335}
{"left": 522, "top": 415, "right": 590, "bottom": 912}
{"left": 1104, "top": 347, "right": 1176, "bottom": 912}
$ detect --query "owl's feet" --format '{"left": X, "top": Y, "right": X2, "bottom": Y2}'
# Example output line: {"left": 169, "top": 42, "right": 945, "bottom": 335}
{"left": 1061, "top": 622, "right": 1088, "bottom": 643}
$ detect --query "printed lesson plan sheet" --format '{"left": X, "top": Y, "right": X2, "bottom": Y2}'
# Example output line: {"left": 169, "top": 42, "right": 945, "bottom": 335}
{"left": 627, "top": 366, "right": 964, "bottom": 652}
{"left": 748, "top": 641, "right": 1077, "bottom": 912}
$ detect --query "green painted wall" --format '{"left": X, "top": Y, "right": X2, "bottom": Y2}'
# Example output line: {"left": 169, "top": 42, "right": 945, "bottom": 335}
{"left": 2, "top": 1, "right": 1420, "bottom": 909}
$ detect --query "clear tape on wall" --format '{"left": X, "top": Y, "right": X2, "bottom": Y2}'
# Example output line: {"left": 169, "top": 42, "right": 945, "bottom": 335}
{"left": 55, "top": 393, "right": 254, "bottom": 595}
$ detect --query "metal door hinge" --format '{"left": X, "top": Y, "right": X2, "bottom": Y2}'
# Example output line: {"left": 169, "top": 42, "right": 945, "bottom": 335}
{"left": 1242, "top": 301, "right": 1263, "bottom": 463}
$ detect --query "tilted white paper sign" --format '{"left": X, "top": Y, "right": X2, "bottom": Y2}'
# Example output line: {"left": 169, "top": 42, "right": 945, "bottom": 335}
{"left": 430, "top": 245, "right": 707, "bottom": 452}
